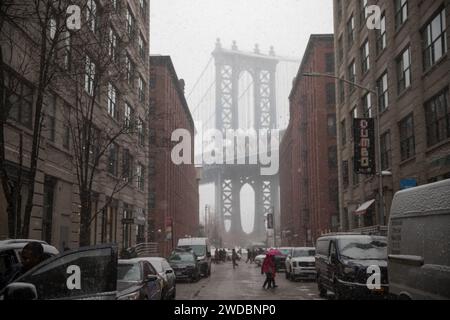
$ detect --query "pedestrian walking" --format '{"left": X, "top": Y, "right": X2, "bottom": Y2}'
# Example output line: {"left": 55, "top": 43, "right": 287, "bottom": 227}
{"left": 246, "top": 248, "right": 252, "bottom": 263}
{"left": 261, "top": 252, "right": 277, "bottom": 289}
{"left": 231, "top": 249, "right": 239, "bottom": 269}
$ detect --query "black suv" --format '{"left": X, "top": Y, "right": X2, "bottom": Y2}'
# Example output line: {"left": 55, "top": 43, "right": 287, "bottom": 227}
{"left": 168, "top": 248, "right": 200, "bottom": 283}
{"left": 315, "top": 233, "right": 389, "bottom": 300}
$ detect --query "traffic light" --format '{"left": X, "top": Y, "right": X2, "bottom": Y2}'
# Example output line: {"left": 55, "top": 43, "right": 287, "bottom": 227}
{"left": 267, "top": 213, "right": 274, "bottom": 229}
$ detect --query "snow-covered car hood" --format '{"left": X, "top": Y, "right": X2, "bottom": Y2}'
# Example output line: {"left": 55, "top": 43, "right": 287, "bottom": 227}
{"left": 255, "top": 254, "right": 266, "bottom": 260}
{"left": 291, "top": 256, "right": 315, "bottom": 263}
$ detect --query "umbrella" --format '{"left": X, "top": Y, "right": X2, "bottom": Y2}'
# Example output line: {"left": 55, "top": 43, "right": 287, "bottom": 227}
{"left": 266, "top": 248, "right": 283, "bottom": 256}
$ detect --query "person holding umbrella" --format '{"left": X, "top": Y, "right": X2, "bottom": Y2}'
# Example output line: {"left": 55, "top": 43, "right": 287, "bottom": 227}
{"left": 261, "top": 249, "right": 279, "bottom": 289}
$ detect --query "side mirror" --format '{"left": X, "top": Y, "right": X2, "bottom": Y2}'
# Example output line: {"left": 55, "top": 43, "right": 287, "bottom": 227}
{"left": 3, "top": 282, "right": 38, "bottom": 300}
{"left": 145, "top": 274, "right": 158, "bottom": 282}
{"left": 206, "top": 252, "right": 211, "bottom": 258}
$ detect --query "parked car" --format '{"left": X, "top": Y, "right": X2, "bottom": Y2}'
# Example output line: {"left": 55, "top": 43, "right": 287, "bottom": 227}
{"left": 388, "top": 179, "right": 450, "bottom": 300}
{"left": 0, "top": 244, "right": 118, "bottom": 300}
{"left": 117, "top": 258, "right": 163, "bottom": 300}
{"left": 0, "top": 239, "right": 59, "bottom": 290}
{"left": 142, "top": 257, "right": 176, "bottom": 300}
{"left": 315, "top": 233, "right": 389, "bottom": 300}
{"left": 177, "top": 238, "right": 211, "bottom": 277}
{"left": 285, "top": 247, "right": 316, "bottom": 281}
{"left": 168, "top": 248, "right": 200, "bottom": 282}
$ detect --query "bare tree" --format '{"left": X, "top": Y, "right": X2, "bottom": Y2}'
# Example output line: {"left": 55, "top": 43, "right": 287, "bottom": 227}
{"left": 60, "top": 1, "right": 147, "bottom": 247}
{"left": 0, "top": 0, "right": 73, "bottom": 238}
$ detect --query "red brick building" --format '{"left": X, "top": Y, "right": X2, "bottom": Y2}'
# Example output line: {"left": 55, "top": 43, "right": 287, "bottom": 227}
{"left": 149, "top": 55, "right": 200, "bottom": 257}
{"left": 280, "top": 35, "right": 339, "bottom": 246}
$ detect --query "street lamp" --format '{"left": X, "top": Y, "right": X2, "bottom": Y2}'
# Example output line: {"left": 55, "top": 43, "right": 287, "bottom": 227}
{"left": 302, "top": 72, "right": 385, "bottom": 227}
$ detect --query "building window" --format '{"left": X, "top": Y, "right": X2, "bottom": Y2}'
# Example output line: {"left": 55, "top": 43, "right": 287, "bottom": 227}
{"left": 360, "top": 0, "right": 369, "bottom": 27}
{"left": 337, "top": 0, "right": 342, "bottom": 22}
{"left": 107, "top": 83, "right": 118, "bottom": 119}
{"left": 395, "top": 0, "right": 408, "bottom": 30}
{"left": 377, "top": 72, "right": 389, "bottom": 112}
{"left": 348, "top": 61, "right": 356, "bottom": 93}
{"left": 63, "top": 124, "right": 70, "bottom": 150}
{"left": 338, "top": 36, "right": 343, "bottom": 66}
{"left": 44, "top": 94, "right": 56, "bottom": 142}
{"left": 86, "top": 0, "right": 97, "bottom": 33}
{"left": 399, "top": 114, "right": 415, "bottom": 161}
{"left": 137, "top": 117, "right": 145, "bottom": 146}
{"left": 325, "top": 53, "right": 334, "bottom": 73}
{"left": 122, "top": 204, "right": 133, "bottom": 249}
{"left": 425, "top": 89, "right": 449, "bottom": 147}
{"left": 397, "top": 47, "right": 411, "bottom": 93}
{"left": 122, "top": 149, "right": 134, "bottom": 182}
{"left": 362, "top": 92, "right": 373, "bottom": 118}
{"left": 125, "top": 55, "right": 134, "bottom": 87}
{"left": 380, "top": 131, "right": 391, "bottom": 170}
{"left": 85, "top": 55, "right": 96, "bottom": 96}
{"left": 347, "top": 15, "right": 355, "bottom": 47}
{"left": 326, "top": 83, "right": 336, "bottom": 105}
{"left": 108, "top": 143, "right": 119, "bottom": 176}
{"left": 339, "top": 80, "right": 345, "bottom": 103}
{"left": 111, "top": 0, "right": 118, "bottom": 11}
{"left": 124, "top": 102, "right": 133, "bottom": 129}
{"left": 126, "top": 6, "right": 134, "bottom": 38}
{"left": 139, "top": 0, "right": 147, "bottom": 18}
{"left": 352, "top": 157, "right": 359, "bottom": 186}
{"left": 5, "top": 72, "right": 33, "bottom": 128}
{"left": 139, "top": 33, "right": 146, "bottom": 60}
{"left": 422, "top": 8, "right": 447, "bottom": 70}
{"left": 341, "top": 119, "right": 347, "bottom": 145}
{"left": 350, "top": 106, "right": 358, "bottom": 139}
{"left": 109, "top": 28, "right": 118, "bottom": 62}
{"left": 376, "top": 14, "right": 387, "bottom": 54}
{"left": 342, "top": 160, "right": 349, "bottom": 189}
{"left": 327, "top": 114, "right": 337, "bottom": 137}
{"left": 136, "top": 164, "right": 144, "bottom": 191}
{"left": 63, "top": 31, "right": 71, "bottom": 70}
{"left": 361, "top": 39, "right": 370, "bottom": 74}
{"left": 328, "top": 145, "right": 337, "bottom": 169}
{"left": 138, "top": 76, "right": 145, "bottom": 102}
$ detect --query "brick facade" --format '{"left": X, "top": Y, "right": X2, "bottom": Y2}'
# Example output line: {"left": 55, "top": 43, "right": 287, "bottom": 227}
{"left": 280, "top": 35, "right": 339, "bottom": 246}
{"left": 334, "top": 0, "right": 450, "bottom": 231}
{"left": 149, "top": 55, "right": 200, "bottom": 257}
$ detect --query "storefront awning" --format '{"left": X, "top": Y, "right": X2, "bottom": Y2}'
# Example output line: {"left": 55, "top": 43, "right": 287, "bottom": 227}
{"left": 354, "top": 199, "right": 375, "bottom": 215}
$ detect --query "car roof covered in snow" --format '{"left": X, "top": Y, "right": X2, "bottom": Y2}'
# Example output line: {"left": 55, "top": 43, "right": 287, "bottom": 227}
{"left": 390, "top": 179, "right": 450, "bottom": 217}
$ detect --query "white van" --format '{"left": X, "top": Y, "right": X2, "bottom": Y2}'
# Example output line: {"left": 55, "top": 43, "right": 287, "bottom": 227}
{"left": 388, "top": 179, "right": 450, "bottom": 300}
{"left": 177, "top": 238, "right": 211, "bottom": 277}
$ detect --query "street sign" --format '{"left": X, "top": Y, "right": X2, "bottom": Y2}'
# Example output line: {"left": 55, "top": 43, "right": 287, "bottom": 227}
{"left": 353, "top": 118, "right": 376, "bottom": 175}
{"left": 400, "top": 179, "right": 417, "bottom": 190}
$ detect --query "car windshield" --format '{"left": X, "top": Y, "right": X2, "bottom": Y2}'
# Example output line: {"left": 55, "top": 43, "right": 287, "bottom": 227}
{"left": 149, "top": 260, "right": 163, "bottom": 273}
{"left": 338, "top": 238, "right": 387, "bottom": 260}
{"left": 169, "top": 252, "right": 195, "bottom": 263}
{"left": 278, "top": 248, "right": 291, "bottom": 255}
{"left": 293, "top": 249, "right": 315, "bottom": 257}
{"left": 179, "top": 245, "right": 205, "bottom": 257}
{"left": 117, "top": 263, "right": 141, "bottom": 282}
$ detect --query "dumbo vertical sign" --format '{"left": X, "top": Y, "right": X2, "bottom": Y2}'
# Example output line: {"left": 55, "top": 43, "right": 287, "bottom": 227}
{"left": 353, "top": 118, "right": 375, "bottom": 175}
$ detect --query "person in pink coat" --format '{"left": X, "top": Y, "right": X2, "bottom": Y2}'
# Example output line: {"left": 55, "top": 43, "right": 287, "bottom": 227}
{"left": 261, "top": 252, "right": 277, "bottom": 289}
